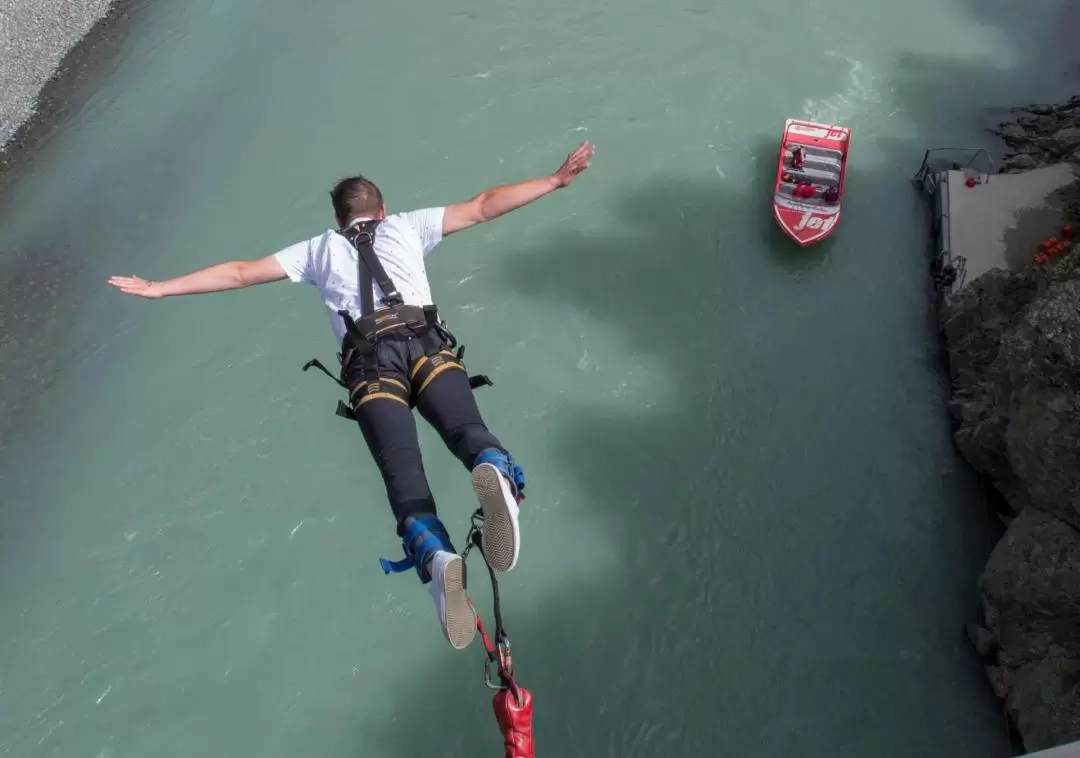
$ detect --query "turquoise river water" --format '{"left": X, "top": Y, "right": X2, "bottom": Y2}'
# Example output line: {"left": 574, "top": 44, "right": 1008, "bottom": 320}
{"left": 2, "top": 0, "right": 1080, "bottom": 756}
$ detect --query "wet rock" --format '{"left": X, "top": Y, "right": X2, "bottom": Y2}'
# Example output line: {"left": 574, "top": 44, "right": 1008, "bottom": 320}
{"left": 1005, "top": 657, "right": 1080, "bottom": 752}
{"left": 1002, "top": 153, "right": 1038, "bottom": 172}
{"left": 966, "top": 622, "right": 998, "bottom": 658}
{"left": 981, "top": 509, "right": 1080, "bottom": 665}
{"left": 1054, "top": 126, "right": 1080, "bottom": 143}
{"left": 978, "top": 508, "right": 1080, "bottom": 751}
{"left": 1055, "top": 127, "right": 1080, "bottom": 150}
{"left": 996, "top": 97, "right": 1080, "bottom": 173}
{"left": 1001, "top": 123, "right": 1028, "bottom": 142}
{"left": 985, "top": 665, "right": 1008, "bottom": 699}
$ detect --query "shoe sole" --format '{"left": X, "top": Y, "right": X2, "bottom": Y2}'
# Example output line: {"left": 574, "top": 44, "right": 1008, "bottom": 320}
{"left": 472, "top": 463, "right": 520, "bottom": 573}
{"left": 441, "top": 555, "right": 476, "bottom": 651}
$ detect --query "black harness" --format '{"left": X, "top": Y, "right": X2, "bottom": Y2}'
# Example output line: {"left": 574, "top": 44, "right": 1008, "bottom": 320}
{"left": 302, "top": 219, "right": 492, "bottom": 420}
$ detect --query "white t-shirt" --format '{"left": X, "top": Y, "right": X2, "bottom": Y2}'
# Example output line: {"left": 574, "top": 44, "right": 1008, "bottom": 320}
{"left": 274, "top": 207, "right": 446, "bottom": 344}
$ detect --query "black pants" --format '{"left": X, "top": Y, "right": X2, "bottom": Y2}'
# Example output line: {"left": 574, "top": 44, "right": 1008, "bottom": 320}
{"left": 343, "top": 334, "right": 506, "bottom": 534}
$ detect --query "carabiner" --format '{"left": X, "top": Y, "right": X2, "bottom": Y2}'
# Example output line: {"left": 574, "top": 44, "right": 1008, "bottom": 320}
{"left": 484, "top": 656, "right": 507, "bottom": 691}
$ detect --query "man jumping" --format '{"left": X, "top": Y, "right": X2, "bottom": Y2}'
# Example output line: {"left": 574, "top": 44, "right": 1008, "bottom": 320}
{"left": 109, "top": 140, "right": 596, "bottom": 651}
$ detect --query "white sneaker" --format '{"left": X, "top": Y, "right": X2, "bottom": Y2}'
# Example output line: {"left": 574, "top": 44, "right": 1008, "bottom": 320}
{"left": 471, "top": 463, "right": 522, "bottom": 573}
{"left": 427, "top": 550, "right": 476, "bottom": 650}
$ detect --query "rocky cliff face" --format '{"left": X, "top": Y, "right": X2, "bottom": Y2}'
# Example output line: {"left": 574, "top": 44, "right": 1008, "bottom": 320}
{"left": 943, "top": 252, "right": 1080, "bottom": 526}
{"left": 993, "top": 96, "right": 1080, "bottom": 174}
{"left": 946, "top": 99, "right": 1080, "bottom": 753}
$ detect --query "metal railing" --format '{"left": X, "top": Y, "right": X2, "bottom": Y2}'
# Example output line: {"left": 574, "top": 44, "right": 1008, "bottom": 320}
{"left": 913, "top": 147, "right": 994, "bottom": 187}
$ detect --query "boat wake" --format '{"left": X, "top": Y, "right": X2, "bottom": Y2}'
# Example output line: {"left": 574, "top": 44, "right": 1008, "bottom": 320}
{"left": 801, "top": 52, "right": 882, "bottom": 127}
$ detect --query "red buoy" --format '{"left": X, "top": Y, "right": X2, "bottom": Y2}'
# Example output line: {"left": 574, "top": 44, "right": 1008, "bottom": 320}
{"left": 965, "top": 177, "right": 977, "bottom": 188}
{"left": 1063, "top": 224, "right": 1075, "bottom": 239}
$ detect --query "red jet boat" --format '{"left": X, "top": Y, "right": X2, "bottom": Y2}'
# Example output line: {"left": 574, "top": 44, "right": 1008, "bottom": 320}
{"left": 772, "top": 118, "right": 851, "bottom": 246}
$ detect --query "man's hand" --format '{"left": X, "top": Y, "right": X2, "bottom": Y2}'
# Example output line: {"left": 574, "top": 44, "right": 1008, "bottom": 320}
{"left": 109, "top": 275, "right": 165, "bottom": 299}
{"left": 553, "top": 141, "right": 595, "bottom": 188}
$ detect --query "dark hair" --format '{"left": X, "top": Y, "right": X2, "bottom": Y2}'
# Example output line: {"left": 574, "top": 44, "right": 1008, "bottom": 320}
{"left": 330, "top": 175, "right": 384, "bottom": 226}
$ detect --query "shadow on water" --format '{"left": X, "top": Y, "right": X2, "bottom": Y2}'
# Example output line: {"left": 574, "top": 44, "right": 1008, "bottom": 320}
{"left": 364, "top": 14, "right": 1080, "bottom": 756}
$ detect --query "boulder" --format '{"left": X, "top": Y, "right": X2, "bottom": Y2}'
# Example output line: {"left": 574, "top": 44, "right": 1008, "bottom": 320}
{"left": 1001, "top": 153, "right": 1038, "bottom": 172}
{"left": 979, "top": 507, "right": 1080, "bottom": 751}
{"left": 1054, "top": 127, "right": 1080, "bottom": 151}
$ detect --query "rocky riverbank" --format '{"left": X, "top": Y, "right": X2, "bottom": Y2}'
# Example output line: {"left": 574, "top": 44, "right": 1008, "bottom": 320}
{"left": 947, "top": 98, "right": 1080, "bottom": 753}
{"left": 995, "top": 97, "right": 1080, "bottom": 175}
{"left": 1, "top": 0, "right": 115, "bottom": 148}
{"left": 0, "top": 0, "right": 142, "bottom": 189}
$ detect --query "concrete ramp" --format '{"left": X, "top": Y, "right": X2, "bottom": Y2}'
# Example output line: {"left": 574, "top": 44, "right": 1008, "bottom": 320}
{"left": 932, "top": 163, "right": 1077, "bottom": 289}
{"left": 1026, "top": 741, "right": 1080, "bottom": 757}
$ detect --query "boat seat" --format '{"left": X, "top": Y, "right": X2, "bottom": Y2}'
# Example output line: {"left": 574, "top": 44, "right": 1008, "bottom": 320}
{"left": 786, "top": 146, "right": 843, "bottom": 176}
{"left": 777, "top": 181, "right": 840, "bottom": 205}
{"left": 786, "top": 154, "right": 840, "bottom": 173}
{"left": 787, "top": 144, "right": 844, "bottom": 163}
{"left": 784, "top": 169, "right": 838, "bottom": 188}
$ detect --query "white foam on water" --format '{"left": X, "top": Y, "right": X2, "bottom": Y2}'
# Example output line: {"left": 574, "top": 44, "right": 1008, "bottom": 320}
{"left": 801, "top": 52, "right": 881, "bottom": 127}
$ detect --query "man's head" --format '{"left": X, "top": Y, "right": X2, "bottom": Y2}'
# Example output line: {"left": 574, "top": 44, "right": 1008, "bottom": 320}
{"left": 330, "top": 175, "right": 385, "bottom": 228}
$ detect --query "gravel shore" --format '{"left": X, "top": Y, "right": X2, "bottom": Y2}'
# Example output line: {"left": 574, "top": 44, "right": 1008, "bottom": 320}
{"left": 0, "top": 0, "right": 145, "bottom": 191}
{"left": 0, "top": 1, "right": 118, "bottom": 148}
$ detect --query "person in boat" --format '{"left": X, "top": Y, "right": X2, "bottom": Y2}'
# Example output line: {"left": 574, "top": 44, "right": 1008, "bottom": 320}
{"left": 790, "top": 145, "right": 805, "bottom": 169}
{"left": 823, "top": 185, "right": 839, "bottom": 203}
{"left": 794, "top": 181, "right": 816, "bottom": 199}
{"left": 108, "top": 140, "right": 597, "bottom": 651}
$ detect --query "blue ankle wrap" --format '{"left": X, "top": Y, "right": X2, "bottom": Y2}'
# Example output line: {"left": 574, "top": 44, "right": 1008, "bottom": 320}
{"left": 472, "top": 448, "right": 526, "bottom": 498}
{"left": 379, "top": 514, "right": 455, "bottom": 584}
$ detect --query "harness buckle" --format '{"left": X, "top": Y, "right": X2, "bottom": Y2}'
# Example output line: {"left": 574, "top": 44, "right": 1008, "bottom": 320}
{"left": 347, "top": 226, "right": 375, "bottom": 246}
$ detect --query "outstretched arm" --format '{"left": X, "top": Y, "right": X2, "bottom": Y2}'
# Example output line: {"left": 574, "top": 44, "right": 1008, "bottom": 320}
{"left": 108, "top": 255, "right": 288, "bottom": 299}
{"left": 442, "top": 141, "right": 595, "bottom": 236}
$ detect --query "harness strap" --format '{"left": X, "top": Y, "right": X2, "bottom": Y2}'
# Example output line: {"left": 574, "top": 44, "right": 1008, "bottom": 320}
{"left": 352, "top": 375, "right": 410, "bottom": 408}
{"left": 378, "top": 513, "right": 457, "bottom": 584}
{"left": 409, "top": 340, "right": 468, "bottom": 401}
{"left": 301, "top": 358, "right": 347, "bottom": 389}
{"left": 337, "top": 219, "right": 404, "bottom": 318}
{"left": 474, "top": 450, "right": 526, "bottom": 500}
